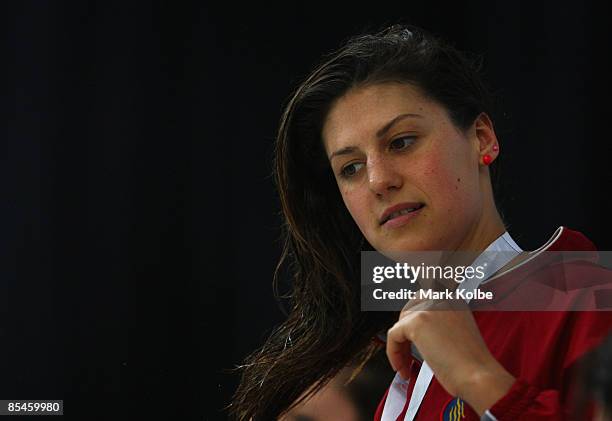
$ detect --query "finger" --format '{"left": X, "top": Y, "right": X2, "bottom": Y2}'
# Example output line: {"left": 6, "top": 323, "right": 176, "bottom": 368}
{"left": 399, "top": 365, "right": 411, "bottom": 381}
{"left": 386, "top": 322, "right": 412, "bottom": 373}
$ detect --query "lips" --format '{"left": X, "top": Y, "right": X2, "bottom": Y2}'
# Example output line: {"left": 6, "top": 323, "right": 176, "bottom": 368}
{"left": 379, "top": 202, "right": 425, "bottom": 225}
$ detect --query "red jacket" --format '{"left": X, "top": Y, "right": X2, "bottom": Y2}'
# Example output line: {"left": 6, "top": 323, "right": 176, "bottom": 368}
{"left": 374, "top": 227, "right": 612, "bottom": 420}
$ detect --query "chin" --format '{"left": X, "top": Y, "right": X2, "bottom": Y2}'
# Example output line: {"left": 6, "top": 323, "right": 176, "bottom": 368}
{"left": 379, "top": 232, "right": 454, "bottom": 253}
{"left": 377, "top": 240, "right": 431, "bottom": 253}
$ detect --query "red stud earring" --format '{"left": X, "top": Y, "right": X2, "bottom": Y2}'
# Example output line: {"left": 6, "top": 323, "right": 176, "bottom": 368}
{"left": 482, "top": 154, "right": 493, "bottom": 165}
{"left": 492, "top": 144, "right": 499, "bottom": 152}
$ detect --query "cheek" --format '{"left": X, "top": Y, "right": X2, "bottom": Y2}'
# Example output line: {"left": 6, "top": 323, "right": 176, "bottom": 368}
{"left": 339, "top": 186, "right": 371, "bottom": 233}
{"left": 420, "top": 150, "right": 479, "bottom": 213}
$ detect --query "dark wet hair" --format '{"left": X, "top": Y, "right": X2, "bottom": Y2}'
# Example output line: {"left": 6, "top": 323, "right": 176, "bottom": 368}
{"left": 231, "top": 23, "right": 498, "bottom": 420}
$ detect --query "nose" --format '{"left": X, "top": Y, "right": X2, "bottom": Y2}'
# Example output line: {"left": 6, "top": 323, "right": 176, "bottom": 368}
{"left": 367, "top": 158, "right": 402, "bottom": 197}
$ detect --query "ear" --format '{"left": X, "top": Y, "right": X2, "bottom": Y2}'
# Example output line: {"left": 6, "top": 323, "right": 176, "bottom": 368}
{"left": 473, "top": 112, "right": 499, "bottom": 165}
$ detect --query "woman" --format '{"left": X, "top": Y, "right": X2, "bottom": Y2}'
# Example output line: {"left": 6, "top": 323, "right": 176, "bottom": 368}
{"left": 231, "top": 24, "right": 612, "bottom": 420}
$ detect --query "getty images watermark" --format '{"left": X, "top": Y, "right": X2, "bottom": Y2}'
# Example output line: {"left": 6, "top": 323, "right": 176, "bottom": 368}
{"left": 370, "top": 261, "right": 491, "bottom": 301}
{"left": 361, "top": 250, "right": 612, "bottom": 311}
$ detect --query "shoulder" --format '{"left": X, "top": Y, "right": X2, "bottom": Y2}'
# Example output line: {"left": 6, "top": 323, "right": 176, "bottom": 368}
{"left": 547, "top": 226, "right": 598, "bottom": 252}
{"left": 478, "top": 227, "right": 612, "bottom": 311}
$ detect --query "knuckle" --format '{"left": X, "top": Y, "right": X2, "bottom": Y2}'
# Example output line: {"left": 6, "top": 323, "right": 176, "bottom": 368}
{"left": 411, "top": 311, "right": 430, "bottom": 329}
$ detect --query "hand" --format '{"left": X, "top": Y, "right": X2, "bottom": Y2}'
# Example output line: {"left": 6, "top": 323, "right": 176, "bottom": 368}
{"left": 385, "top": 298, "right": 515, "bottom": 416}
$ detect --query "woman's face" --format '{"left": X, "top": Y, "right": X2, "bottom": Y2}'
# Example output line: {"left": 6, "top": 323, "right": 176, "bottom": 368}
{"left": 322, "top": 82, "right": 497, "bottom": 253}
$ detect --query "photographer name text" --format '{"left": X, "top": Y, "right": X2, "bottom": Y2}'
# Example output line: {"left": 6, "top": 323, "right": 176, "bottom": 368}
{"left": 373, "top": 288, "right": 493, "bottom": 301}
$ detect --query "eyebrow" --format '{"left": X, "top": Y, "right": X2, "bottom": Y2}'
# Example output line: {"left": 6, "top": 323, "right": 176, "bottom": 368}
{"left": 328, "top": 113, "right": 423, "bottom": 161}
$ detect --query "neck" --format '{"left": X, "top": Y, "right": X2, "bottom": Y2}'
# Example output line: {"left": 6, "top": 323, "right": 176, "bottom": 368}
{"left": 456, "top": 181, "right": 506, "bottom": 253}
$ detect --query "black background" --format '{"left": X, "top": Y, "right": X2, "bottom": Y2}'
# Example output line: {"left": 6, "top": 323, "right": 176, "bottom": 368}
{"left": 4, "top": 2, "right": 612, "bottom": 420}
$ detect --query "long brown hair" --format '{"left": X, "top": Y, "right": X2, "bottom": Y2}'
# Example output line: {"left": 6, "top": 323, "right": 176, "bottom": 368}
{"left": 230, "top": 23, "right": 495, "bottom": 420}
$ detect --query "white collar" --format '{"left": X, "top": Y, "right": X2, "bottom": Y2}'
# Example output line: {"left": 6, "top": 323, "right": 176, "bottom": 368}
{"left": 467, "top": 231, "right": 523, "bottom": 288}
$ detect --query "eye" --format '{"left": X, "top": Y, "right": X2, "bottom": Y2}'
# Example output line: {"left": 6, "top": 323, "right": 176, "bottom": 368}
{"left": 389, "top": 135, "right": 417, "bottom": 150}
{"left": 339, "top": 162, "right": 364, "bottom": 178}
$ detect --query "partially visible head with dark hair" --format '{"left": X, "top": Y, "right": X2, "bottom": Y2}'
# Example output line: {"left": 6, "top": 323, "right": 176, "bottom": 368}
{"left": 279, "top": 350, "right": 395, "bottom": 421}
{"left": 577, "top": 334, "right": 612, "bottom": 420}
{"left": 232, "top": 24, "right": 501, "bottom": 420}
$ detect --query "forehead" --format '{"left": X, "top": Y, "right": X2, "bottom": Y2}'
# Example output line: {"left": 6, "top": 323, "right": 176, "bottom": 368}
{"left": 322, "top": 82, "right": 443, "bottom": 153}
